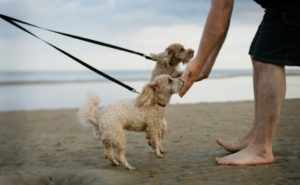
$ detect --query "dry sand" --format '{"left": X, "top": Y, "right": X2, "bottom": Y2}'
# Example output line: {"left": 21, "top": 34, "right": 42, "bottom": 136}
{"left": 0, "top": 99, "right": 299, "bottom": 185}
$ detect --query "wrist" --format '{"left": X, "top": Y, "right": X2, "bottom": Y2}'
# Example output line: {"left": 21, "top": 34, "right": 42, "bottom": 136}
{"left": 190, "top": 55, "right": 205, "bottom": 71}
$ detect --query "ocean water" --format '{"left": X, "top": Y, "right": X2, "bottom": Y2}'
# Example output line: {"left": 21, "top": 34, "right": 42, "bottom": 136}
{"left": 0, "top": 69, "right": 252, "bottom": 83}
{"left": 0, "top": 70, "right": 153, "bottom": 83}
{"left": 0, "top": 70, "right": 300, "bottom": 111}
{"left": 1, "top": 69, "right": 300, "bottom": 83}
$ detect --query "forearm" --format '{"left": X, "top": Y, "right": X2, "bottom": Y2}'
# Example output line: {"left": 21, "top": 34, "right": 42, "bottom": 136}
{"left": 194, "top": 0, "right": 233, "bottom": 79}
{"left": 179, "top": 0, "right": 233, "bottom": 97}
{"left": 197, "top": 27, "right": 229, "bottom": 80}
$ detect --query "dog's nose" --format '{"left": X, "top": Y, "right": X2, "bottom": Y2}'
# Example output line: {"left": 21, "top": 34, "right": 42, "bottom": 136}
{"left": 188, "top": 48, "right": 194, "bottom": 58}
{"left": 188, "top": 49, "right": 194, "bottom": 57}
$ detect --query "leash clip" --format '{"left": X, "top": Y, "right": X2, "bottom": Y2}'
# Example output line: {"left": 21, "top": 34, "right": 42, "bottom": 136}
{"left": 131, "top": 89, "right": 140, "bottom": 94}
{"left": 144, "top": 54, "right": 156, "bottom": 61}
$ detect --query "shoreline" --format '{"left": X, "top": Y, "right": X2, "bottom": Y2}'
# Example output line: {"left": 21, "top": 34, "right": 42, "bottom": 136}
{"left": 1, "top": 73, "right": 300, "bottom": 86}
{"left": 0, "top": 100, "right": 299, "bottom": 184}
{"left": 1, "top": 75, "right": 299, "bottom": 112}
{"left": 0, "top": 79, "right": 149, "bottom": 86}
{"left": 0, "top": 98, "right": 299, "bottom": 113}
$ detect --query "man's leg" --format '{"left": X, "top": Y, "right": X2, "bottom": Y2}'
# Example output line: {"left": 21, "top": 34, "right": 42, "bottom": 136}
{"left": 216, "top": 60, "right": 286, "bottom": 165}
{"left": 217, "top": 59, "right": 259, "bottom": 152}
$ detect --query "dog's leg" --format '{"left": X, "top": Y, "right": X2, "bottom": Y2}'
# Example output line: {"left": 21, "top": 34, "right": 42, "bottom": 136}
{"left": 159, "top": 119, "right": 168, "bottom": 153}
{"left": 146, "top": 127, "right": 163, "bottom": 158}
{"left": 116, "top": 147, "right": 136, "bottom": 170}
{"left": 159, "top": 142, "right": 167, "bottom": 154}
{"left": 172, "top": 71, "right": 183, "bottom": 78}
{"left": 112, "top": 131, "right": 135, "bottom": 170}
{"left": 104, "top": 145, "right": 120, "bottom": 166}
{"left": 159, "top": 118, "right": 167, "bottom": 139}
{"left": 148, "top": 136, "right": 166, "bottom": 153}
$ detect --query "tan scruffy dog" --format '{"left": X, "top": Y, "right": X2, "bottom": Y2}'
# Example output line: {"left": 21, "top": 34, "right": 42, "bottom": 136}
{"left": 78, "top": 74, "right": 183, "bottom": 170}
{"left": 150, "top": 43, "right": 194, "bottom": 144}
{"left": 150, "top": 43, "right": 194, "bottom": 81}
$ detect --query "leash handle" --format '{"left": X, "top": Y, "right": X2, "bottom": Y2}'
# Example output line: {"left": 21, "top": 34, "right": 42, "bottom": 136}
{"left": 0, "top": 14, "right": 141, "bottom": 94}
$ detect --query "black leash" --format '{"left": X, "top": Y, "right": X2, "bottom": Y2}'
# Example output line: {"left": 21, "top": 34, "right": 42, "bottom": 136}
{"left": 0, "top": 14, "right": 155, "bottom": 61}
{"left": 0, "top": 14, "right": 157, "bottom": 94}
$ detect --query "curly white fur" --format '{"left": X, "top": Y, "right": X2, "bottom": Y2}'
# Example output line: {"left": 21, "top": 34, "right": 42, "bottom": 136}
{"left": 150, "top": 43, "right": 194, "bottom": 143}
{"left": 78, "top": 91, "right": 100, "bottom": 127}
{"left": 78, "top": 74, "right": 183, "bottom": 170}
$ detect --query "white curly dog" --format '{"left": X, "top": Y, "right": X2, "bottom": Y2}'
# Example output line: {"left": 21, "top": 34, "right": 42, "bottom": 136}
{"left": 78, "top": 74, "right": 183, "bottom": 170}
{"left": 149, "top": 43, "right": 194, "bottom": 152}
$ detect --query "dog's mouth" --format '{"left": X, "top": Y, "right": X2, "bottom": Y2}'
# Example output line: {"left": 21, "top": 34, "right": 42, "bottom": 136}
{"left": 172, "top": 79, "right": 184, "bottom": 94}
{"left": 179, "top": 80, "right": 184, "bottom": 90}
{"left": 178, "top": 79, "right": 184, "bottom": 87}
{"left": 180, "top": 50, "right": 194, "bottom": 64}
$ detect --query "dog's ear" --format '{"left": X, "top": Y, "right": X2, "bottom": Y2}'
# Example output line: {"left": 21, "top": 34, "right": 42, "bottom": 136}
{"left": 136, "top": 83, "right": 158, "bottom": 107}
{"left": 166, "top": 47, "right": 175, "bottom": 57}
{"left": 166, "top": 47, "right": 181, "bottom": 66}
{"left": 151, "top": 52, "right": 170, "bottom": 65}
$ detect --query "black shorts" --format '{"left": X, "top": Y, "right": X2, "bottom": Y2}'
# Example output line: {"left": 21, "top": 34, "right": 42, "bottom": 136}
{"left": 249, "top": 8, "right": 300, "bottom": 66}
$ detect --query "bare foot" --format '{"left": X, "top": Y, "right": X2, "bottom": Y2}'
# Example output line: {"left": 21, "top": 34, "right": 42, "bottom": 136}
{"left": 216, "top": 144, "right": 274, "bottom": 166}
{"left": 216, "top": 138, "right": 250, "bottom": 152}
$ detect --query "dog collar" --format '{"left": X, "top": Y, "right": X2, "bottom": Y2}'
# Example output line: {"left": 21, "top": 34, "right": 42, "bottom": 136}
{"left": 157, "top": 103, "right": 166, "bottom": 108}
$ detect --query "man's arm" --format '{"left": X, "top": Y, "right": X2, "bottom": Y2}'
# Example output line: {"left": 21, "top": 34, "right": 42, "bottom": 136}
{"left": 197, "top": 29, "right": 228, "bottom": 81}
{"left": 179, "top": 0, "right": 233, "bottom": 97}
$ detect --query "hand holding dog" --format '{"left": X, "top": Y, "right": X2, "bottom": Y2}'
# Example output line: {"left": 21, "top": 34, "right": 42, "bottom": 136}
{"left": 179, "top": 57, "right": 204, "bottom": 97}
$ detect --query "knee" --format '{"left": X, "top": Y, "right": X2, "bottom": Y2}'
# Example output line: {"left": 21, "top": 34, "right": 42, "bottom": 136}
{"left": 253, "top": 60, "right": 284, "bottom": 74}
{"left": 253, "top": 60, "right": 265, "bottom": 73}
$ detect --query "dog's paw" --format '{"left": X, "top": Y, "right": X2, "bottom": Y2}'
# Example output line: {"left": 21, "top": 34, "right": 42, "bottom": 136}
{"left": 126, "top": 165, "right": 136, "bottom": 170}
{"left": 157, "top": 154, "right": 163, "bottom": 158}
{"left": 160, "top": 149, "right": 168, "bottom": 153}
{"left": 105, "top": 155, "right": 121, "bottom": 166}
{"left": 156, "top": 152, "right": 163, "bottom": 158}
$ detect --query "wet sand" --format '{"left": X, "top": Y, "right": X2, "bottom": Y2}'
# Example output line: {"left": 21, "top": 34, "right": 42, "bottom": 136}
{"left": 0, "top": 99, "right": 299, "bottom": 185}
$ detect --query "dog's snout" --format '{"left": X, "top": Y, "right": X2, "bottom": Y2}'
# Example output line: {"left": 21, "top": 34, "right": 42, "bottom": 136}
{"left": 188, "top": 49, "right": 194, "bottom": 57}
{"left": 178, "top": 79, "right": 184, "bottom": 88}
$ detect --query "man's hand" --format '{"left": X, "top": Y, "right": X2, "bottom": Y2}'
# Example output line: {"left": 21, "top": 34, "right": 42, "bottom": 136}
{"left": 179, "top": 58, "right": 204, "bottom": 97}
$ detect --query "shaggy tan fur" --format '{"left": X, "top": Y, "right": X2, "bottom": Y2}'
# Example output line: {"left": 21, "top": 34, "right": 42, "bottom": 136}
{"left": 150, "top": 43, "right": 194, "bottom": 142}
{"left": 78, "top": 74, "right": 183, "bottom": 170}
{"left": 150, "top": 43, "right": 194, "bottom": 81}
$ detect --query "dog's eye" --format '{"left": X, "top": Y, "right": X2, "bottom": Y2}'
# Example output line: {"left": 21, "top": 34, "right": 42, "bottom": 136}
{"left": 180, "top": 48, "right": 184, "bottom": 52}
{"left": 168, "top": 78, "right": 172, "bottom": 83}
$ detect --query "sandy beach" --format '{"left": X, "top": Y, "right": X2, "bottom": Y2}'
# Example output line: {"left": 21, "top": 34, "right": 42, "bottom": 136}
{"left": 0, "top": 99, "right": 299, "bottom": 185}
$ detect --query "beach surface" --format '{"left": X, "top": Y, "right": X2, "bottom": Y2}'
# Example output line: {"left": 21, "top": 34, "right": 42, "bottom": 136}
{"left": 0, "top": 99, "right": 299, "bottom": 185}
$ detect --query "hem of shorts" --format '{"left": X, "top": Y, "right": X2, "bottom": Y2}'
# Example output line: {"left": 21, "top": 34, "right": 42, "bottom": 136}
{"left": 252, "top": 55, "right": 300, "bottom": 67}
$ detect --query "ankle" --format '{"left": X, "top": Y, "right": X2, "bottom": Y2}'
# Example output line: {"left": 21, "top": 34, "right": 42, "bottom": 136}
{"left": 249, "top": 143, "right": 272, "bottom": 155}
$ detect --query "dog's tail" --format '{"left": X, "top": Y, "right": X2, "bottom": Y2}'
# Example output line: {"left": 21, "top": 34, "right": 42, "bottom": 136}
{"left": 77, "top": 91, "right": 101, "bottom": 130}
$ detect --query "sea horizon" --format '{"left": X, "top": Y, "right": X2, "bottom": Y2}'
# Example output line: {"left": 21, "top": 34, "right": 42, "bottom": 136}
{"left": 1, "top": 69, "right": 300, "bottom": 85}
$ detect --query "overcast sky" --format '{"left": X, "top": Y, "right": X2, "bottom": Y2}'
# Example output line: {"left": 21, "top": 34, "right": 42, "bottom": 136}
{"left": 0, "top": 0, "right": 265, "bottom": 71}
